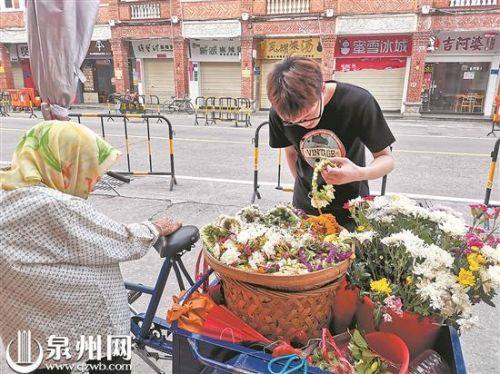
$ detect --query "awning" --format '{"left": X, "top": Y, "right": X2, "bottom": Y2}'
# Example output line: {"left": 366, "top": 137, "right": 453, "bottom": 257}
{"left": 182, "top": 20, "right": 241, "bottom": 39}
{"left": 0, "top": 24, "right": 110, "bottom": 44}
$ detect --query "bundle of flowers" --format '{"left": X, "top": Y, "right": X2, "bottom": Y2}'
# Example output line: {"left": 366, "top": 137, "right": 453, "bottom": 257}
{"left": 340, "top": 194, "right": 499, "bottom": 332}
{"left": 201, "top": 204, "right": 353, "bottom": 275}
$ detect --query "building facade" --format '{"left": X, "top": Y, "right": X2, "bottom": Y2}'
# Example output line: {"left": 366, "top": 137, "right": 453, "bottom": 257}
{"left": 0, "top": 0, "right": 498, "bottom": 115}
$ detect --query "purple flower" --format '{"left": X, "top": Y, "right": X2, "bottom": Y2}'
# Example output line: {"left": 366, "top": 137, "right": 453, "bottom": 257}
{"left": 243, "top": 245, "right": 253, "bottom": 257}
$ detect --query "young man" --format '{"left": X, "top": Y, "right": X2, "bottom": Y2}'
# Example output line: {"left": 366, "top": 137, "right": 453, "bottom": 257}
{"left": 267, "top": 56, "right": 396, "bottom": 228}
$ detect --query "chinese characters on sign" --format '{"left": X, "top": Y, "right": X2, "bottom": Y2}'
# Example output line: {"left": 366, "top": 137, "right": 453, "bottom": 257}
{"left": 433, "top": 32, "right": 498, "bottom": 54}
{"left": 86, "top": 40, "right": 112, "bottom": 59}
{"left": 336, "top": 58, "right": 407, "bottom": 72}
{"left": 259, "top": 38, "right": 322, "bottom": 59}
{"left": 132, "top": 39, "right": 174, "bottom": 59}
{"left": 335, "top": 35, "right": 412, "bottom": 58}
{"left": 190, "top": 39, "right": 241, "bottom": 62}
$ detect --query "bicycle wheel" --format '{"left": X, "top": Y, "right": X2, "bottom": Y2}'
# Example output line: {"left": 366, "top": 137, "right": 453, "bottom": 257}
{"left": 185, "top": 101, "right": 195, "bottom": 115}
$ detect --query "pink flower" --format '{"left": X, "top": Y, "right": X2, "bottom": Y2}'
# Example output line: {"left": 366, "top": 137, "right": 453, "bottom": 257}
{"left": 364, "top": 195, "right": 376, "bottom": 202}
{"left": 384, "top": 295, "right": 403, "bottom": 316}
{"left": 383, "top": 313, "right": 393, "bottom": 323}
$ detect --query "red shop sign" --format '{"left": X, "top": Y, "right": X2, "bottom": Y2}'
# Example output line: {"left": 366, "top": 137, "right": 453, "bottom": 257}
{"left": 335, "top": 35, "right": 412, "bottom": 58}
{"left": 336, "top": 58, "right": 407, "bottom": 72}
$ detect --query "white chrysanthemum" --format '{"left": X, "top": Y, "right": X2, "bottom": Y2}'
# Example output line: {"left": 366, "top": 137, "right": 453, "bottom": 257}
{"left": 380, "top": 215, "right": 395, "bottom": 224}
{"left": 220, "top": 241, "right": 241, "bottom": 265}
{"left": 481, "top": 245, "right": 500, "bottom": 264}
{"left": 428, "top": 210, "right": 467, "bottom": 237}
{"left": 236, "top": 224, "right": 267, "bottom": 244}
{"left": 262, "top": 240, "right": 276, "bottom": 258}
{"left": 211, "top": 243, "right": 221, "bottom": 258}
{"left": 248, "top": 251, "right": 266, "bottom": 269}
{"left": 456, "top": 316, "right": 479, "bottom": 332}
{"left": 339, "top": 229, "right": 376, "bottom": 244}
{"left": 381, "top": 230, "right": 425, "bottom": 250}
{"left": 486, "top": 265, "right": 500, "bottom": 288}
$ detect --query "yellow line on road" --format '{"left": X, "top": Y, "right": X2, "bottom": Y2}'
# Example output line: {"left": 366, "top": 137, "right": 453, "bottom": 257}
{"left": 0, "top": 127, "right": 489, "bottom": 156}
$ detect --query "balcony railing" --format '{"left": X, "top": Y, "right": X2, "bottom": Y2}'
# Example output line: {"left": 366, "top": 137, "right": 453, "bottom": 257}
{"left": 130, "top": 3, "right": 161, "bottom": 19}
{"left": 267, "top": 0, "right": 310, "bottom": 15}
{"left": 449, "top": 0, "right": 497, "bottom": 6}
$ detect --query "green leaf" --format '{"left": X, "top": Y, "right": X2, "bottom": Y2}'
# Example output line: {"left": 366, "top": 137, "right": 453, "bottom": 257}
{"left": 39, "top": 125, "right": 61, "bottom": 172}
{"left": 352, "top": 329, "right": 368, "bottom": 350}
{"left": 96, "top": 137, "right": 112, "bottom": 165}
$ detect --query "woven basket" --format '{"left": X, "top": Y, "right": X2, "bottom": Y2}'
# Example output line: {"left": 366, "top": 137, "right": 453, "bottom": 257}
{"left": 204, "top": 246, "right": 353, "bottom": 291}
{"left": 222, "top": 276, "right": 343, "bottom": 342}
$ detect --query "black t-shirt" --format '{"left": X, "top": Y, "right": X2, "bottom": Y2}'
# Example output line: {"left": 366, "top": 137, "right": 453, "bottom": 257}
{"left": 269, "top": 81, "right": 395, "bottom": 226}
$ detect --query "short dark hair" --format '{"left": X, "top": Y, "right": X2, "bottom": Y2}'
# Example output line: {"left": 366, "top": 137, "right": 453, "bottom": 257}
{"left": 266, "top": 56, "right": 323, "bottom": 118}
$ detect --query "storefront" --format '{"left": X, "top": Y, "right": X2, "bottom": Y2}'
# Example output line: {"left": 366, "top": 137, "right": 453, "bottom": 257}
{"left": 334, "top": 34, "right": 412, "bottom": 112}
{"left": 79, "top": 40, "right": 114, "bottom": 104}
{"left": 422, "top": 31, "right": 499, "bottom": 116}
{"left": 257, "top": 37, "right": 323, "bottom": 110}
{"left": 189, "top": 39, "right": 241, "bottom": 99}
{"left": 8, "top": 43, "right": 34, "bottom": 89}
{"left": 131, "top": 38, "right": 175, "bottom": 103}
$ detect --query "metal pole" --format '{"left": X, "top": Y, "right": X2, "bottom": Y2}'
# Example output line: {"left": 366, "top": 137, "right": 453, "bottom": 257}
{"left": 485, "top": 138, "right": 500, "bottom": 205}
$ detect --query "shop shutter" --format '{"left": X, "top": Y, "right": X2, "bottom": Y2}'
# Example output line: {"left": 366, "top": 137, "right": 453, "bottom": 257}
{"left": 335, "top": 68, "right": 406, "bottom": 112}
{"left": 12, "top": 62, "right": 24, "bottom": 89}
{"left": 258, "top": 60, "right": 277, "bottom": 110}
{"left": 143, "top": 59, "right": 175, "bottom": 102}
{"left": 200, "top": 62, "right": 241, "bottom": 98}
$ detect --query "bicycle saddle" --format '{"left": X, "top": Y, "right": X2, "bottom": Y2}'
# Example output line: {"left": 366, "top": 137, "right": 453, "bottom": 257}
{"left": 153, "top": 225, "right": 199, "bottom": 258}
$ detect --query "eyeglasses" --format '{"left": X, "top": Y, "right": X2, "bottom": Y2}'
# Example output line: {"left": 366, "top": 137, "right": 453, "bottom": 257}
{"left": 282, "top": 96, "right": 323, "bottom": 127}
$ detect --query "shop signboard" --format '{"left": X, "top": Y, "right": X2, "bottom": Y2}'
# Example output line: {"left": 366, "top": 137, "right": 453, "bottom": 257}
{"left": 86, "top": 40, "right": 112, "bottom": 59}
{"left": 132, "top": 39, "right": 174, "bottom": 59}
{"left": 189, "top": 39, "right": 240, "bottom": 62}
{"left": 258, "top": 38, "right": 322, "bottom": 59}
{"left": 431, "top": 31, "right": 498, "bottom": 55}
{"left": 335, "top": 35, "right": 412, "bottom": 58}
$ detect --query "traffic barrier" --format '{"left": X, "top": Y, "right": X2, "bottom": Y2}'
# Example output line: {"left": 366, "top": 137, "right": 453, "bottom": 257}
{"left": 69, "top": 113, "right": 177, "bottom": 191}
{"left": 484, "top": 138, "right": 499, "bottom": 206}
{"left": 250, "top": 121, "right": 388, "bottom": 204}
{"left": 487, "top": 95, "right": 500, "bottom": 137}
{"left": 194, "top": 96, "right": 253, "bottom": 127}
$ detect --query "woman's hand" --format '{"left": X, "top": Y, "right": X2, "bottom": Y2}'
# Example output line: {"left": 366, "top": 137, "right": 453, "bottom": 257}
{"left": 154, "top": 217, "right": 182, "bottom": 236}
{"left": 320, "top": 157, "right": 364, "bottom": 185}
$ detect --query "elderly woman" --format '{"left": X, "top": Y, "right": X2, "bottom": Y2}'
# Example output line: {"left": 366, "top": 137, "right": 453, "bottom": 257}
{"left": 0, "top": 121, "right": 180, "bottom": 372}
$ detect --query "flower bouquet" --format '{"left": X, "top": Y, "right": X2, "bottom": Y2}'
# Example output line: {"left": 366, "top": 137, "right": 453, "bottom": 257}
{"left": 200, "top": 204, "right": 354, "bottom": 341}
{"left": 338, "top": 195, "right": 499, "bottom": 357}
{"left": 201, "top": 204, "right": 354, "bottom": 290}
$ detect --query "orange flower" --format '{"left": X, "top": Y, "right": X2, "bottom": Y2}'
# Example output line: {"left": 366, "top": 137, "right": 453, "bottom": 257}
{"left": 61, "top": 161, "right": 72, "bottom": 189}
{"left": 305, "top": 214, "right": 341, "bottom": 236}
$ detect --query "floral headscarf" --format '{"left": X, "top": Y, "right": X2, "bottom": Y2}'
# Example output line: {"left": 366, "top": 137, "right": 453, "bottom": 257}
{"left": 0, "top": 121, "right": 121, "bottom": 198}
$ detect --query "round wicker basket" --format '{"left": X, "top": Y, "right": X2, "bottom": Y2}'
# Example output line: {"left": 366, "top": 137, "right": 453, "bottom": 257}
{"left": 222, "top": 276, "right": 344, "bottom": 342}
{"left": 203, "top": 246, "right": 353, "bottom": 291}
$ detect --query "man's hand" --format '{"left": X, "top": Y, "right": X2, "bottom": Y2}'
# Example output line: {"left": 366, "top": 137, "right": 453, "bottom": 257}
{"left": 154, "top": 217, "right": 182, "bottom": 236}
{"left": 320, "top": 157, "right": 363, "bottom": 185}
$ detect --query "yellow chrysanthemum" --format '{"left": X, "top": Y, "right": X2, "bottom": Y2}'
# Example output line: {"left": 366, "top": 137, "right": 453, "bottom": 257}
{"left": 370, "top": 278, "right": 392, "bottom": 295}
{"left": 467, "top": 253, "right": 486, "bottom": 272}
{"left": 458, "top": 268, "right": 476, "bottom": 287}
{"left": 356, "top": 226, "right": 365, "bottom": 232}
{"left": 324, "top": 234, "right": 339, "bottom": 243}
{"left": 405, "top": 276, "right": 413, "bottom": 285}
{"left": 470, "top": 246, "right": 480, "bottom": 252}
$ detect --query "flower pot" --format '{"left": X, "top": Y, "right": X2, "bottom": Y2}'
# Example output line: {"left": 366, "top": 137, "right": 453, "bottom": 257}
{"left": 332, "top": 278, "right": 359, "bottom": 334}
{"left": 355, "top": 296, "right": 442, "bottom": 358}
{"left": 365, "top": 332, "right": 409, "bottom": 374}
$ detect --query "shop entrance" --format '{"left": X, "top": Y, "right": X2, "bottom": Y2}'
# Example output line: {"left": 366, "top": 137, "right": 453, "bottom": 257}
{"left": 422, "top": 62, "right": 491, "bottom": 114}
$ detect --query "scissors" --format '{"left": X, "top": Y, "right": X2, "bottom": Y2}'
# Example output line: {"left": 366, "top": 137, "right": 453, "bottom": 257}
{"left": 267, "top": 340, "right": 318, "bottom": 374}
{"left": 267, "top": 354, "right": 308, "bottom": 374}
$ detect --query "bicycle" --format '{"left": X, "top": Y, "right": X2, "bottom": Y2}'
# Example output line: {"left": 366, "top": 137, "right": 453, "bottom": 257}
{"left": 163, "top": 96, "right": 195, "bottom": 115}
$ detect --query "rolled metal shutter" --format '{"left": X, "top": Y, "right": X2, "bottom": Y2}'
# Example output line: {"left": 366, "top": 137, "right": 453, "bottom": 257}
{"left": 143, "top": 59, "right": 175, "bottom": 102}
{"left": 200, "top": 62, "right": 241, "bottom": 98}
{"left": 335, "top": 68, "right": 406, "bottom": 112}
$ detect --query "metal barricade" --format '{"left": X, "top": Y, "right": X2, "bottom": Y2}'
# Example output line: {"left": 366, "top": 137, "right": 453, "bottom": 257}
{"left": 69, "top": 113, "right": 177, "bottom": 191}
{"left": 194, "top": 96, "right": 206, "bottom": 126}
{"left": 235, "top": 98, "right": 253, "bottom": 127}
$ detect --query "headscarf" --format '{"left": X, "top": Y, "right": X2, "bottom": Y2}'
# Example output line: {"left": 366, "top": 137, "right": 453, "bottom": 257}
{"left": 0, "top": 121, "right": 121, "bottom": 199}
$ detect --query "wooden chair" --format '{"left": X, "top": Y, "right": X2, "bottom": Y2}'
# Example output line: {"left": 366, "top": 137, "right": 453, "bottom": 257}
{"left": 471, "top": 95, "right": 484, "bottom": 113}
{"left": 458, "top": 96, "right": 472, "bottom": 113}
